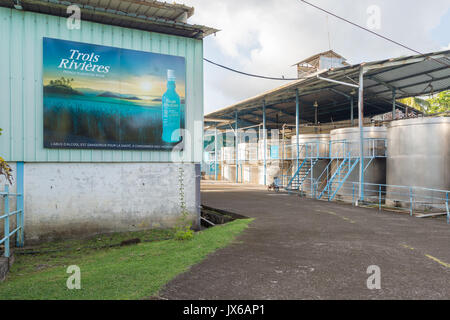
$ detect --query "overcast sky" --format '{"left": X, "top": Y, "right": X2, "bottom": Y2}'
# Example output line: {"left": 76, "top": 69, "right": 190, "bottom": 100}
{"left": 183, "top": 0, "right": 450, "bottom": 114}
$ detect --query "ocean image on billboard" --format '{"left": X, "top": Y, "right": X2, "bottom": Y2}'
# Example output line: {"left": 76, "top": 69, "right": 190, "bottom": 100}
{"left": 43, "top": 37, "right": 186, "bottom": 150}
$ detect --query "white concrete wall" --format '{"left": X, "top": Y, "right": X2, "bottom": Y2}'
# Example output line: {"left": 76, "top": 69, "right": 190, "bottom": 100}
{"left": 3, "top": 162, "right": 198, "bottom": 243}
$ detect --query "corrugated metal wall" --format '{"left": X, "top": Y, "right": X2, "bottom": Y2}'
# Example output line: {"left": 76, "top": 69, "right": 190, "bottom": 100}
{"left": 0, "top": 7, "right": 204, "bottom": 163}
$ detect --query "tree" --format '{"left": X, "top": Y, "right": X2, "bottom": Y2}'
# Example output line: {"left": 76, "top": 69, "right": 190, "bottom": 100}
{"left": 427, "top": 91, "right": 450, "bottom": 114}
{"left": 400, "top": 90, "right": 450, "bottom": 114}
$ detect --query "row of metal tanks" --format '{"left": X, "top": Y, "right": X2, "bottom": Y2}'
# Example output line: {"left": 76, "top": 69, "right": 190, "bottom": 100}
{"left": 293, "top": 117, "right": 449, "bottom": 208}
{"left": 220, "top": 117, "right": 449, "bottom": 208}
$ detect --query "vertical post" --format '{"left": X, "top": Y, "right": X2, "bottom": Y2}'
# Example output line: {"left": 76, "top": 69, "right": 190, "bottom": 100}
{"left": 16, "top": 162, "right": 24, "bottom": 247}
{"left": 195, "top": 163, "right": 201, "bottom": 229}
{"left": 378, "top": 185, "right": 382, "bottom": 211}
{"left": 392, "top": 89, "right": 396, "bottom": 121}
{"left": 350, "top": 96, "right": 354, "bottom": 127}
{"left": 214, "top": 128, "right": 218, "bottom": 181}
{"left": 235, "top": 111, "right": 239, "bottom": 184}
{"left": 358, "top": 67, "right": 365, "bottom": 203}
{"left": 446, "top": 192, "right": 449, "bottom": 224}
{"left": 4, "top": 185, "right": 10, "bottom": 258}
{"left": 352, "top": 183, "right": 355, "bottom": 206}
{"left": 409, "top": 187, "right": 414, "bottom": 216}
{"left": 282, "top": 126, "right": 285, "bottom": 186}
{"left": 263, "top": 100, "right": 267, "bottom": 186}
{"left": 295, "top": 89, "right": 300, "bottom": 171}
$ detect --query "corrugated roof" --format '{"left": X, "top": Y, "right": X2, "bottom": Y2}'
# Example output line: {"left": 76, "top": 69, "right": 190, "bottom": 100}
{"left": 205, "top": 50, "right": 450, "bottom": 129}
{"left": 0, "top": 0, "right": 218, "bottom": 39}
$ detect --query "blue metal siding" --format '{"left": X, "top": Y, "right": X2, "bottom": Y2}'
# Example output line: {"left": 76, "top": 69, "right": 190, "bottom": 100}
{"left": 0, "top": 8, "right": 203, "bottom": 163}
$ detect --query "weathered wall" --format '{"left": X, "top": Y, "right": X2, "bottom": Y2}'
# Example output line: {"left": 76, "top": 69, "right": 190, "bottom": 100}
{"left": 3, "top": 162, "right": 198, "bottom": 243}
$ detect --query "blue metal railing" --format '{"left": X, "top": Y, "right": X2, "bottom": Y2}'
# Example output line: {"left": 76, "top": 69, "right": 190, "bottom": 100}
{"left": 1, "top": 162, "right": 24, "bottom": 257}
{"left": 334, "top": 182, "right": 450, "bottom": 224}
{"left": 1, "top": 185, "right": 24, "bottom": 257}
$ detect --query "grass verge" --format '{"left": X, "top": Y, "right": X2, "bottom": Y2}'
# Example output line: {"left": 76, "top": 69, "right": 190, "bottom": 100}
{"left": 0, "top": 219, "right": 253, "bottom": 300}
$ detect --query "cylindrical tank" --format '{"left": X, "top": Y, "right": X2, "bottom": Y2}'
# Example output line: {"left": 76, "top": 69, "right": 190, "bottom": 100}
{"left": 330, "top": 127, "right": 387, "bottom": 201}
{"left": 222, "top": 164, "right": 237, "bottom": 182}
{"left": 222, "top": 147, "right": 235, "bottom": 163}
{"left": 290, "top": 134, "right": 330, "bottom": 194}
{"left": 242, "top": 165, "right": 259, "bottom": 184}
{"left": 386, "top": 117, "right": 450, "bottom": 209}
{"left": 258, "top": 165, "right": 281, "bottom": 185}
{"left": 291, "top": 134, "right": 330, "bottom": 158}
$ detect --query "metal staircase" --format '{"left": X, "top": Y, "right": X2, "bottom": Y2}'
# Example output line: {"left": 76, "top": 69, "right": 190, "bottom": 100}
{"left": 286, "top": 158, "right": 318, "bottom": 192}
{"left": 317, "top": 158, "right": 359, "bottom": 200}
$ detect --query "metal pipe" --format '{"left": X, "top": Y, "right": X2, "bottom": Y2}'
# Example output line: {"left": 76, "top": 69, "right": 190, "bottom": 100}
{"left": 317, "top": 75, "right": 360, "bottom": 88}
{"left": 295, "top": 89, "right": 300, "bottom": 171}
{"left": 392, "top": 89, "right": 396, "bottom": 120}
{"left": 235, "top": 111, "right": 239, "bottom": 183}
{"left": 358, "top": 67, "right": 365, "bottom": 203}
{"left": 350, "top": 96, "right": 354, "bottom": 127}
{"left": 214, "top": 128, "right": 218, "bottom": 181}
{"left": 263, "top": 100, "right": 267, "bottom": 186}
{"left": 16, "top": 161, "right": 24, "bottom": 247}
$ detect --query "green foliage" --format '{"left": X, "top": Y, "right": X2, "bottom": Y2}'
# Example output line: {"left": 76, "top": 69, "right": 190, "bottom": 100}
{"left": 174, "top": 165, "right": 194, "bottom": 241}
{"left": 48, "top": 77, "right": 75, "bottom": 88}
{"left": 174, "top": 225, "right": 194, "bottom": 241}
{"left": 0, "top": 128, "right": 13, "bottom": 184}
{"left": 400, "top": 90, "right": 450, "bottom": 114}
{"left": 427, "top": 91, "right": 450, "bottom": 114}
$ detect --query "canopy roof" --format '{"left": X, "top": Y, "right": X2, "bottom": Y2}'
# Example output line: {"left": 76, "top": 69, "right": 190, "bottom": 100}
{"left": 205, "top": 50, "right": 450, "bottom": 129}
{"left": 0, "top": 0, "right": 218, "bottom": 39}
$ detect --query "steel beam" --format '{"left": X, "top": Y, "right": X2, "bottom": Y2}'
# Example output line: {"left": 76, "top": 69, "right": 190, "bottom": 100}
{"left": 392, "top": 89, "right": 396, "bottom": 120}
{"left": 263, "top": 100, "right": 267, "bottom": 186}
{"left": 214, "top": 127, "right": 218, "bottom": 181}
{"left": 235, "top": 111, "right": 239, "bottom": 183}
{"left": 358, "top": 68, "right": 365, "bottom": 203}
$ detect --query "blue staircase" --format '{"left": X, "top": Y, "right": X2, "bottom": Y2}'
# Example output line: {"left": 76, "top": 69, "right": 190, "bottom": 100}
{"left": 286, "top": 158, "right": 319, "bottom": 192}
{"left": 317, "top": 158, "right": 360, "bottom": 200}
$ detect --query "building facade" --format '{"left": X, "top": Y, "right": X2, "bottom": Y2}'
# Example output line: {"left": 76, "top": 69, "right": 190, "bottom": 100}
{"left": 0, "top": 3, "right": 213, "bottom": 243}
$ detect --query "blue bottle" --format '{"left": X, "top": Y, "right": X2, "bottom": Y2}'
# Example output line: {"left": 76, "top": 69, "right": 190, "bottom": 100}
{"left": 162, "top": 69, "right": 181, "bottom": 143}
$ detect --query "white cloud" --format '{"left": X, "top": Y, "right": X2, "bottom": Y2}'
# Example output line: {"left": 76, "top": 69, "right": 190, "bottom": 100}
{"left": 183, "top": 0, "right": 450, "bottom": 114}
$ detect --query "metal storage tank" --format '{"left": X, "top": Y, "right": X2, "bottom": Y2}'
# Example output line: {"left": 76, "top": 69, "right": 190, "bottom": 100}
{"left": 259, "top": 165, "right": 281, "bottom": 185}
{"left": 290, "top": 134, "right": 330, "bottom": 194}
{"left": 222, "top": 164, "right": 237, "bottom": 183}
{"left": 386, "top": 117, "right": 450, "bottom": 208}
{"left": 329, "top": 127, "right": 387, "bottom": 201}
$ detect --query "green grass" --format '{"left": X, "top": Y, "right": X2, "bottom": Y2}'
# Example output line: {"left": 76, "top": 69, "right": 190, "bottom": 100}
{"left": 0, "top": 219, "right": 253, "bottom": 300}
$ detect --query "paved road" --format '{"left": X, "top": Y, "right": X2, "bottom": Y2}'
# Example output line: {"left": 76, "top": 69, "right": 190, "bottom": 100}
{"left": 160, "top": 182, "right": 450, "bottom": 299}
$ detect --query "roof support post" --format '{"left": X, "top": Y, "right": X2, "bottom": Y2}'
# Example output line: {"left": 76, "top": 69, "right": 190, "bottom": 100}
{"left": 295, "top": 89, "right": 300, "bottom": 171}
{"left": 350, "top": 96, "right": 354, "bottom": 127}
{"left": 235, "top": 110, "right": 239, "bottom": 184}
{"left": 358, "top": 67, "right": 366, "bottom": 203}
{"left": 392, "top": 89, "right": 396, "bottom": 121}
{"left": 214, "top": 127, "right": 218, "bottom": 181}
{"left": 263, "top": 100, "right": 267, "bottom": 186}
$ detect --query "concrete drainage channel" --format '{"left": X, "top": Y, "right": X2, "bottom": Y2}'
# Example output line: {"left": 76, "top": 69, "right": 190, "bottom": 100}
{"left": 200, "top": 205, "right": 248, "bottom": 229}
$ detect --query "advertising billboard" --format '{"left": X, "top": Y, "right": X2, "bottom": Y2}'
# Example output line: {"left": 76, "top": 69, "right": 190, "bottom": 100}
{"left": 43, "top": 37, "right": 186, "bottom": 150}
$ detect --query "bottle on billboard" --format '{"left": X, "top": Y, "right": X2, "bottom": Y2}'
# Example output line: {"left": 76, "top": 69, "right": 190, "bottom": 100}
{"left": 162, "top": 69, "right": 181, "bottom": 143}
